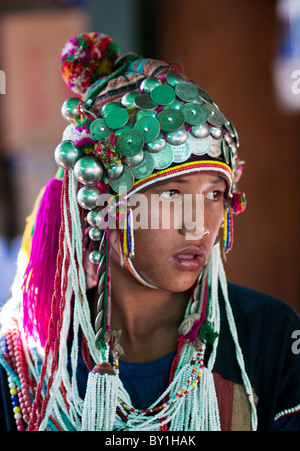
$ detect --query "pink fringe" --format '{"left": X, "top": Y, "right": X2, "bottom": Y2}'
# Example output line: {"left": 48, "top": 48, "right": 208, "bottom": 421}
{"left": 22, "top": 178, "right": 62, "bottom": 346}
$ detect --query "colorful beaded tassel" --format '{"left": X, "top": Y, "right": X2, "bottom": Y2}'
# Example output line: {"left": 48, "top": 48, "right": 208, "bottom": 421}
{"left": 223, "top": 209, "right": 234, "bottom": 252}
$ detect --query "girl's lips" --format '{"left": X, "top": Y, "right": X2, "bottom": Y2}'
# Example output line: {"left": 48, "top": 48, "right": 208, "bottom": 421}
{"left": 169, "top": 247, "right": 206, "bottom": 271}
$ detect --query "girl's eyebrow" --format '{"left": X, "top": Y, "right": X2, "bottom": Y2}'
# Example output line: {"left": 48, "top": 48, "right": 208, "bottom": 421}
{"left": 142, "top": 176, "right": 226, "bottom": 193}
{"left": 165, "top": 176, "right": 225, "bottom": 185}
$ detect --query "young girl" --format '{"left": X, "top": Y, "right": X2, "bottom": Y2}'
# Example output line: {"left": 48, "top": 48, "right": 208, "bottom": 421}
{"left": 0, "top": 32, "right": 299, "bottom": 432}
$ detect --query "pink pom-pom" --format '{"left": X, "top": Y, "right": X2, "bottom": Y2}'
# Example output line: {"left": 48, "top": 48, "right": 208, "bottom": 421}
{"left": 60, "top": 32, "right": 121, "bottom": 95}
{"left": 231, "top": 192, "right": 246, "bottom": 214}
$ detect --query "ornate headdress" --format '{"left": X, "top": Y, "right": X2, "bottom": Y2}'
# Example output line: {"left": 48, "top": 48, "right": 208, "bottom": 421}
{"left": 1, "top": 33, "right": 256, "bottom": 431}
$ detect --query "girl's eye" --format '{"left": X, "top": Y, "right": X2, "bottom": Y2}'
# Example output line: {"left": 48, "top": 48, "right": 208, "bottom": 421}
{"left": 206, "top": 190, "right": 224, "bottom": 201}
{"left": 160, "top": 189, "right": 181, "bottom": 200}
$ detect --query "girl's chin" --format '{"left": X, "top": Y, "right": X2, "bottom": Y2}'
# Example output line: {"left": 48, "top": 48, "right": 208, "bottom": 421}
{"left": 136, "top": 269, "right": 200, "bottom": 293}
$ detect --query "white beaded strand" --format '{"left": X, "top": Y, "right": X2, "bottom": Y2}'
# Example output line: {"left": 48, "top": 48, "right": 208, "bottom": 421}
{"left": 218, "top": 251, "right": 258, "bottom": 431}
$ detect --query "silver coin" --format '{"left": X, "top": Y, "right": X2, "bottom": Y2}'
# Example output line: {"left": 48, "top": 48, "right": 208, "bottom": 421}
{"left": 166, "top": 127, "right": 188, "bottom": 145}
{"left": 162, "top": 99, "right": 183, "bottom": 110}
{"left": 171, "top": 142, "right": 192, "bottom": 163}
{"left": 224, "top": 132, "right": 234, "bottom": 145}
{"left": 124, "top": 150, "right": 145, "bottom": 167}
{"left": 210, "top": 126, "right": 223, "bottom": 139}
{"left": 107, "top": 163, "right": 124, "bottom": 180}
{"left": 230, "top": 121, "right": 239, "bottom": 147}
{"left": 191, "top": 123, "right": 210, "bottom": 139}
{"left": 135, "top": 93, "right": 157, "bottom": 110}
{"left": 204, "top": 104, "right": 224, "bottom": 127}
{"left": 221, "top": 138, "right": 230, "bottom": 164}
{"left": 165, "top": 72, "right": 185, "bottom": 87}
{"left": 152, "top": 142, "right": 174, "bottom": 169}
{"left": 136, "top": 109, "right": 157, "bottom": 121}
{"left": 131, "top": 151, "right": 154, "bottom": 179}
{"left": 101, "top": 102, "right": 120, "bottom": 117}
{"left": 147, "top": 136, "right": 166, "bottom": 153}
{"left": 189, "top": 134, "right": 211, "bottom": 156}
{"left": 230, "top": 141, "right": 238, "bottom": 157}
{"left": 207, "top": 137, "right": 222, "bottom": 158}
{"left": 175, "top": 82, "right": 198, "bottom": 102}
{"left": 121, "top": 91, "right": 138, "bottom": 108}
{"left": 230, "top": 147, "right": 237, "bottom": 171}
{"left": 108, "top": 165, "right": 135, "bottom": 193}
{"left": 140, "top": 77, "right": 162, "bottom": 92}
{"left": 198, "top": 87, "right": 214, "bottom": 104}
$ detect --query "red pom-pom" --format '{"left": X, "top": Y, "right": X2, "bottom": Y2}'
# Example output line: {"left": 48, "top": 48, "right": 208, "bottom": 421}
{"left": 60, "top": 32, "right": 120, "bottom": 95}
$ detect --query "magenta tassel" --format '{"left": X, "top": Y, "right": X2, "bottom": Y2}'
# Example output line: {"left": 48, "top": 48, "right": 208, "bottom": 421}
{"left": 231, "top": 192, "right": 246, "bottom": 215}
{"left": 22, "top": 178, "right": 62, "bottom": 346}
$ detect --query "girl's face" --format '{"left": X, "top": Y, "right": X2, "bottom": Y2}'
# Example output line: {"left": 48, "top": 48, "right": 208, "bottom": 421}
{"left": 112, "top": 173, "right": 226, "bottom": 293}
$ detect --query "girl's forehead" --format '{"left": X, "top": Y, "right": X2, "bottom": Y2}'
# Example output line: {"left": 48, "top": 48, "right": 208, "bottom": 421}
{"left": 143, "top": 173, "right": 226, "bottom": 191}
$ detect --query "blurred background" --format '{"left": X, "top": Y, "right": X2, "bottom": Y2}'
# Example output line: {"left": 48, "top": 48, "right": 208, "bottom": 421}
{"left": 0, "top": 0, "right": 299, "bottom": 312}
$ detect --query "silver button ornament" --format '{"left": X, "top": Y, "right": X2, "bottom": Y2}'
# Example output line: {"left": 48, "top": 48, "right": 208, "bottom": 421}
{"left": 166, "top": 127, "right": 188, "bottom": 145}
{"left": 191, "top": 123, "right": 210, "bottom": 139}
{"left": 89, "top": 227, "right": 102, "bottom": 241}
{"left": 73, "top": 156, "right": 104, "bottom": 185}
{"left": 89, "top": 250, "right": 102, "bottom": 265}
{"left": 61, "top": 97, "right": 82, "bottom": 122}
{"left": 121, "top": 91, "right": 138, "bottom": 108}
{"left": 54, "top": 140, "right": 83, "bottom": 170}
{"left": 101, "top": 102, "right": 120, "bottom": 117}
{"left": 210, "top": 126, "right": 223, "bottom": 139}
{"left": 162, "top": 98, "right": 183, "bottom": 111}
{"left": 87, "top": 210, "right": 99, "bottom": 226}
{"left": 124, "top": 150, "right": 145, "bottom": 167}
{"left": 140, "top": 76, "right": 162, "bottom": 92}
{"left": 87, "top": 209, "right": 106, "bottom": 229}
{"left": 165, "top": 71, "right": 185, "bottom": 87}
{"left": 136, "top": 109, "right": 157, "bottom": 121}
{"left": 77, "top": 185, "right": 101, "bottom": 210}
{"left": 224, "top": 133, "right": 233, "bottom": 145}
{"left": 147, "top": 136, "right": 166, "bottom": 153}
{"left": 107, "top": 163, "right": 124, "bottom": 179}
